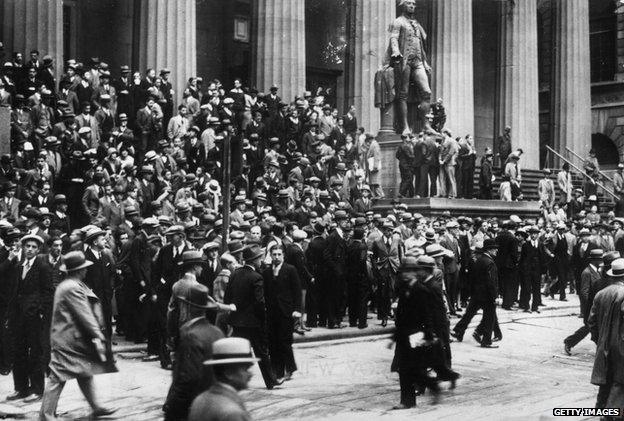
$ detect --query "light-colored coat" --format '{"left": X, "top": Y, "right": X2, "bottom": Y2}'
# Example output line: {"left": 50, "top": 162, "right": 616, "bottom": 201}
{"left": 189, "top": 382, "right": 251, "bottom": 421}
{"left": 49, "top": 277, "right": 115, "bottom": 381}
{"left": 557, "top": 170, "right": 572, "bottom": 203}
{"left": 365, "top": 140, "right": 382, "bottom": 185}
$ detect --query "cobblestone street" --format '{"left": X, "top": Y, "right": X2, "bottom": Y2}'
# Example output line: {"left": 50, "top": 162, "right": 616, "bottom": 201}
{"left": 0, "top": 296, "right": 601, "bottom": 420}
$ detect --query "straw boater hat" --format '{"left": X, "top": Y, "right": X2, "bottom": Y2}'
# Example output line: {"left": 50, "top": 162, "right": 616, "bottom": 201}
{"left": 203, "top": 338, "right": 259, "bottom": 366}
{"left": 607, "top": 258, "right": 624, "bottom": 278}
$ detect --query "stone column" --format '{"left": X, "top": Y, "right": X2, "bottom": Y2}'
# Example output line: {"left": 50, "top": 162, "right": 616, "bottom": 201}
{"left": 432, "top": 0, "right": 475, "bottom": 138}
{"left": 138, "top": 0, "right": 197, "bottom": 106}
{"left": 254, "top": 0, "right": 306, "bottom": 103}
{"left": 2, "top": 0, "right": 63, "bottom": 83}
{"left": 349, "top": 0, "right": 396, "bottom": 137}
{"left": 496, "top": 0, "right": 540, "bottom": 169}
{"left": 550, "top": 0, "right": 591, "bottom": 157}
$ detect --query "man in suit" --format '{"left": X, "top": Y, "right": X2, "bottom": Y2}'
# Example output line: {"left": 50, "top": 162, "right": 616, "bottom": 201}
{"left": 224, "top": 245, "right": 280, "bottom": 389}
{"left": 97, "top": 184, "right": 125, "bottom": 229}
{"left": 138, "top": 165, "right": 156, "bottom": 216}
{"left": 83, "top": 229, "right": 115, "bottom": 336}
{"left": 551, "top": 222, "right": 571, "bottom": 301}
{"left": 200, "top": 242, "right": 221, "bottom": 293}
{"left": 154, "top": 225, "right": 188, "bottom": 369}
{"left": 343, "top": 105, "right": 358, "bottom": 138}
{"left": 82, "top": 173, "right": 105, "bottom": 223}
{"left": 346, "top": 227, "right": 369, "bottom": 329}
{"left": 163, "top": 283, "right": 224, "bottom": 421}
{"left": 496, "top": 220, "right": 519, "bottom": 309}
{"left": 370, "top": 220, "right": 402, "bottom": 326}
{"left": 440, "top": 221, "right": 462, "bottom": 315}
{"left": 305, "top": 222, "right": 326, "bottom": 328}
{"left": 437, "top": 131, "right": 459, "bottom": 198}
{"left": 323, "top": 211, "right": 350, "bottom": 328}
{"left": 519, "top": 226, "right": 544, "bottom": 313}
{"left": 285, "top": 230, "right": 312, "bottom": 334}
{"left": 479, "top": 150, "right": 494, "bottom": 199}
{"left": 75, "top": 102, "right": 99, "bottom": 145}
{"left": 564, "top": 249, "right": 603, "bottom": 355}
{"left": 0, "top": 181, "right": 20, "bottom": 221}
{"left": 263, "top": 245, "right": 301, "bottom": 381}
{"left": 452, "top": 239, "right": 500, "bottom": 348}
{"left": 3, "top": 234, "right": 54, "bottom": 402}
{"left": 572, "top": 228, "right": 598, "bottom": 307}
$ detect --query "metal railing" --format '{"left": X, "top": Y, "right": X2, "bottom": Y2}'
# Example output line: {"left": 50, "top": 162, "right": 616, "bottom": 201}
{"left": 565, "top": 146, "right": 615, "bottom": 185}
{"left": 545, "top": 145, "right": 618, "bottom": 200}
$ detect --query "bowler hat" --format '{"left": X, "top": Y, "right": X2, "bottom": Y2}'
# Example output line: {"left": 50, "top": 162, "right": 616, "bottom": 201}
{"left": 482, "top": 238, "right": 499, "bottom": 250}
{"left": 59, "top": 251, "right": 93, "bottom": 273}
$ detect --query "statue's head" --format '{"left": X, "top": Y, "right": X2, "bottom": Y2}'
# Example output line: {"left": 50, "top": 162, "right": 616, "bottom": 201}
{"left": 399, "top": 0, "right": 416, "bottom": 14}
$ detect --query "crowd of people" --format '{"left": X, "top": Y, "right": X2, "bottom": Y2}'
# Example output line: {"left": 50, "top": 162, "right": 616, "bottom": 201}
{"left": 0, "top": 49, "right": 622, "bottom": 418}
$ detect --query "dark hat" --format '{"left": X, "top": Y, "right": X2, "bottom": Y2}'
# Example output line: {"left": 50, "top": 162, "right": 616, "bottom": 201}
{"left": 177, "top": 283, "right": 218, "bottom": 309}
{"left": 313, "top": 222, "right": 326, "bottom": 235}
{"left": 179, "top": 250, "right": 207, "bottom": 267}
{"left": 228, "top": 240, "right": 245, "bottom": 255}
{"left": 124, "top": 205, "right": 139, "bottom": 216}
{"left": 482, "top": 238, "right": 499, "bottom": 250}
{"left": 59, "top": 251, "right": 93, "bottom": 273}
{"left": 242, "top": 244, "right": 264, "bottom": 262}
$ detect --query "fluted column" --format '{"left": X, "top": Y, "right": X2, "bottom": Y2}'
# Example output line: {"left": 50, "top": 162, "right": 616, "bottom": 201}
{"left": 2, "top": 0, "right": 63, "bottom": 83}
{"left": 349, "top": 0, "right": 396, "bottom": 136}
{"left": 138, "top": 0, "right": 197, "bottom": 106}
{"left": 550, "top": 0, "right": 591, "bottom": 158}
{"left": 496, "top": 0, "right": 540, "bottom": 169}
{"left": 254, "top": 0, "right": 306, "bottom": 103}
{"left": 432, "top": 0, "right": 475, "bottom": 138}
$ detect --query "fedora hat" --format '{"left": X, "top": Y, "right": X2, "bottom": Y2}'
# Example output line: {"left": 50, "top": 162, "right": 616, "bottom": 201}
{"left": 84, "top": 228, "right": 106, "bottom": 244}
{"left": 177, "top": 283, "right": 218, "bottom": 310}
{"left": 203, "top": 337, "right": 260, "bottom": 366}
{"left": 415, "top": 255, "right": 436, "bottom": 269}
{"left": 399, "top": 256, "right": 419, "bottom": 271}
{"left": 607, "top": 258, "right": 624, "bottom": 278}
{"left": 59, "top": 251, "right": 93, "bottom": 273}
{"left": 178, "top": 250, "right": 207, "bottom": 267}
{"left": 228, "top": 240, "right": 246, "bottom": 255}
{"left": 425, "top": 244, "right": 446, "bottom": 258}
{"left": 242, "top": 244, "right": 264, "bottom": 262}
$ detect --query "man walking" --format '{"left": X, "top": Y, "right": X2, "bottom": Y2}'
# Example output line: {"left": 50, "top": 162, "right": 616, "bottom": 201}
{"left": 263, "top": 245, "right": 301, "bottom": 382}
{"left": 39, "top": 251, "right": 116, "bottom": 420}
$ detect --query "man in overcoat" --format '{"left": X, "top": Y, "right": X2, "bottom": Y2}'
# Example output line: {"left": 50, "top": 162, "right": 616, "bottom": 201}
{"left": 39, "top": 251, "right": 116, "bottom": 420}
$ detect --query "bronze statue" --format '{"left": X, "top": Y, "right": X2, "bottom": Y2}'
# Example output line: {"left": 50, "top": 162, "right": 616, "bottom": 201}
{"left": 384, "top": 0, "right": 432, "bottom": 135}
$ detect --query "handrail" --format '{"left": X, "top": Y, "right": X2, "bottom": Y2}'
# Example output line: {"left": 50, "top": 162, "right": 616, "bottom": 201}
{"left": 546, "top": 146, "right": 618, "bottom": 200}
{"left": 565, "top": 146, "right": 615, "bottom": 185}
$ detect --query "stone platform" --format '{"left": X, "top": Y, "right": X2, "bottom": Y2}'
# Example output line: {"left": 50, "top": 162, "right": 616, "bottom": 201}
{"left": 373, "top": 197, "right": 541, "bottom": 218}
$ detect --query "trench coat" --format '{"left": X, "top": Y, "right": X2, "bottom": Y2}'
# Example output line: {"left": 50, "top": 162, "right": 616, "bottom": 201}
{"left": 48, "top": 277, "right": 117, "bottom": 381}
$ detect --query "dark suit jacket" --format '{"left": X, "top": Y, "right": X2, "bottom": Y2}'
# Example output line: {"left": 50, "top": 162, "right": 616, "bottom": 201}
{"left": 200, "top": 258, "right": 222, "bottom": 294}
{"left": 224, "top": 266, "right": 266, "bottom": 328}
{"left": 323, "top": 230, "right": 347, "bottom": 279}
{"left": 152, "top": 243, "right": 187, "bottom": 299}
{"left": 84, "top": 248, "right": 115, "bottom": 308}
{"left": 262, "top": 263, "right": 301, "bottom": 318}
{"left": 284, "top": 244, "right": 312, "bottom": 288}
{"left": 165, "top": 317, "right": 224, "bottom": 421}
{"left": 2, "top": 254, "right": 54, "bottom": 319}
{"left": 471, "top": 252, "right": 499, "bottom": 302}
{"left": 496, "top": 230, "right": 519, "bottom": 270}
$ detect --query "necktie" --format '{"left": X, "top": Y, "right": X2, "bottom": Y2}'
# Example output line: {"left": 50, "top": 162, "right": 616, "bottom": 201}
{"left": 173, "top": 248, "right": 177, "bottom": 259}
{"left": 22, "top": 261, "right": 31, "bottom": 280}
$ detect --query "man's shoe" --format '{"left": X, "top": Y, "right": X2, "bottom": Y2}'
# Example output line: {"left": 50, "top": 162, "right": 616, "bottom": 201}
{"left": 492, "top": 335, "right": 502, "bottom": 342}
{"left": 141, "top": 354, "right": 159, "bottom": 362}
{"left": 564, "top": 343, "right": 572, "bottom": 356}
{"left": 22, "top": 393, "right": 42, "bottom": 403}
{"left": 560, "top": 298, "right": 568, "bottom": 302}
{"left": 92, "top": 407, "right": 117, "bottom": 418}
{"left": 480, "top": 344, "right": 499, "bottom": 348}
{"left": 5, "top": 391, "right": 27, "bottom": 401}
{"left": 284, "top": 371, "right": 293, "bottom": 381}
{"left": 358, "top": 324, "right": 368, "bottom": 329}
{"left": 472, "top": 331, "right": 483, "bottom": 344}
{"left": 391, "top": 404, "right": 414, "bottom": 410}
{"left": 450, "top": 331, "right": 463, "bottom": 342}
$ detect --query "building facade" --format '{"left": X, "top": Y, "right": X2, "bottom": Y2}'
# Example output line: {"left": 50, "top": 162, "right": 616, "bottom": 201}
{"left": 1, "top": 0, "right": 622, "bottom": 185}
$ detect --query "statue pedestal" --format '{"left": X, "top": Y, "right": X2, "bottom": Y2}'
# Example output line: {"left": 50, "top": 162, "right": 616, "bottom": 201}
{"left": 376, "top": 105, "right": 401, "bottom": 198}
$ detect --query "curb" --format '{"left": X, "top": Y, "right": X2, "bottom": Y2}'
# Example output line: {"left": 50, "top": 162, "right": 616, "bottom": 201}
{"left": 111, "top": 302, "right": 580, "bottom": 354}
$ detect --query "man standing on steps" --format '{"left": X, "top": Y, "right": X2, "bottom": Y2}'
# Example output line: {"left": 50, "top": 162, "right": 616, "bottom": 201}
{"left": 497, "top": 126, "right": 512, "bottom": 169}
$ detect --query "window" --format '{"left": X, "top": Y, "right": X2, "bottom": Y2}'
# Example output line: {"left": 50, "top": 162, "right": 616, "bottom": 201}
{"left": 590, "top": 1, "right": 616, "bottom": 83}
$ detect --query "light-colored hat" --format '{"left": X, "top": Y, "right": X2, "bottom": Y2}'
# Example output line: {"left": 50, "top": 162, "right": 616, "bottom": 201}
{"left": 607, "top": 258, "right": 624, "bottom": 278}
{"left": 203, "top": 338, "right": 260, "bottom": 366}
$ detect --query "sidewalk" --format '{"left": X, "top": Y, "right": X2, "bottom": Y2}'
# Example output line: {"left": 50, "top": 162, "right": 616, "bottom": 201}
{"left": 113, "top": 294, "right": 581, "bottom": 354}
